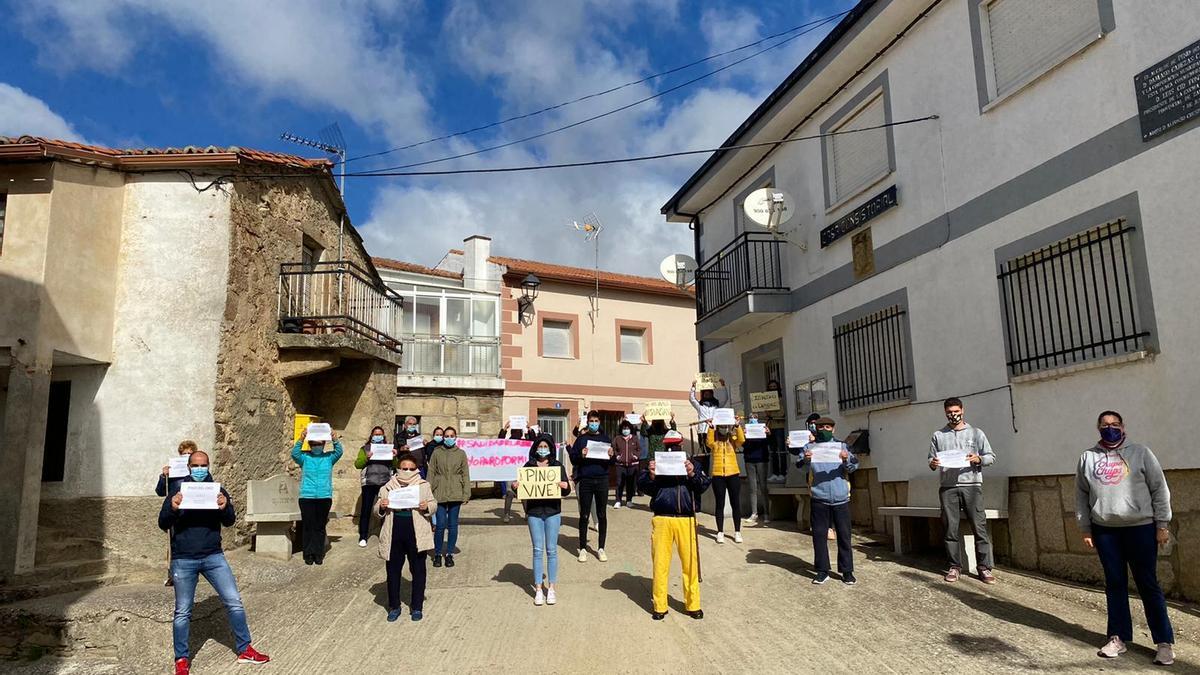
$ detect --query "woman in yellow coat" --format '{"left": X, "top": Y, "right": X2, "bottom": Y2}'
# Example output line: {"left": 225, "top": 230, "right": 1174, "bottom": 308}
{"left": 706, "top": 420, "right": 745, "bottom": 543}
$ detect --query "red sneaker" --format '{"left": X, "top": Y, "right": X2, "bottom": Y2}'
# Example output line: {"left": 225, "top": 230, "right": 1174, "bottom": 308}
{"left": 237, "top": 645, "right": 270, "bottom": 664}
{"left": 175, "top": 657, "right": 191, "bottom": 675}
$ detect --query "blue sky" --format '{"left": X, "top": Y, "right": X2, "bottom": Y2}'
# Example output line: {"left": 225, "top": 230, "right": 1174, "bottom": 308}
{"left": 1, "top": 0, "right": 847, "bottom": 275}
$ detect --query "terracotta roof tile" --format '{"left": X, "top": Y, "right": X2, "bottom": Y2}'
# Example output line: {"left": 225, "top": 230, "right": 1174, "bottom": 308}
{"left": 0, "top": 135, "right": 332, "bottom": 170}
{"left": 372, "top": 256, "right": 462, "bottom": 279}
{"left": 488, "top": 255, "right": 694, "bottom": 298}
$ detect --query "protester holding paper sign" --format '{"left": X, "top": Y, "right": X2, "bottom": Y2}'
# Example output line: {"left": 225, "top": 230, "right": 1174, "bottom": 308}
{"left": 567, "top": 410, "right": 613, "bottom": 562}
{"left": 612, "top": 419, "right": 641, "bottom": 508}
{"left": 743, "top": 415, "right": 771, "bottom": 526}
{"left": 706, "top": 417, "right": 746, "bottom": 544}
{"left": 512, "top": 434, "right": 571, "bottom": 606}
{"left": 290, "top": 426, "right": 344, "bottom": 566}
{"left": 428, "top": 426, "right": 470, "bottom": 568}
{"left": 689, "top": 379, "right": 726, "bottom": 508}
{"left": 159, "top": 451, "right": 269, "bottom": 671}
{"left": 376, "top": 453, "right": 436, "bottom": 622}
{"left": 927, "top": 398, "right": 997, "bottom": 584}
{"left": 353, "top": 426, "right": 397, "bottom": 548}
{"left": 797, "top": 417, "right": 859, "bottom": 585}
{"left": 156, "top": 440, "right": 198, "bottom": 587}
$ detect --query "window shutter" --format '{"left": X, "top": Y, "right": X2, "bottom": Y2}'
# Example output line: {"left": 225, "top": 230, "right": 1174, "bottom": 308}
{"left": 830, "top": 93, "right": 889, "bottom": 203}
{"left": 542, "top": 320, "right": 571, "bottom": 357}
{"left": 619, "top": 328, "right": 644, "bottom": 362}
{"left": 986, "top": 0, "right": 1101, "bottom": 97}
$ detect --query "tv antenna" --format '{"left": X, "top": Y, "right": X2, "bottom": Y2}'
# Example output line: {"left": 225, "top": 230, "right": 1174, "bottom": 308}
{"left": 570, "top": 211, "right": 603, "bottom": 331}
{"left": 281, "top": 123, "right": 350, "bottom": 303}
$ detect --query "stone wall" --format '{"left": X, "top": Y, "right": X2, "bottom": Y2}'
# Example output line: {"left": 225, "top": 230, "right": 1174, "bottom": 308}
{"left": 395, "top": 389, "right": 504, "bottom": 440}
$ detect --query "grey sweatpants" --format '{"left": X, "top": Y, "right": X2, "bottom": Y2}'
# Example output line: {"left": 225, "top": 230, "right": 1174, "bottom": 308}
{"left": 939, "top": 485, "right": 994, "bottom": 569}
{"left": 746, "top": 461, "right": 769, "bottom": 518}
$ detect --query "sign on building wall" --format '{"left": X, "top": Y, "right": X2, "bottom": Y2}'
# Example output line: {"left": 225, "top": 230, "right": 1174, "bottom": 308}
{"left": 852, "top": 228, "right": 875, "bottom": 279}
{"left": 1135, "top": 37, "right": 1200, "bottom": 141}
{"left": 820, "top": 185, "right": 898, "bottom": 247}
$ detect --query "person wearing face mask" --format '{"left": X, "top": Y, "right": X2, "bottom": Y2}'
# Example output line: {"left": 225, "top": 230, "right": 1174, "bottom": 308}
{"left": 290, "top": 428, "right": 344, "bottom": 565}
{"left": 798, "top": 417, "right": 858, "bottom": 585}
{"left": 160, "top": 451, "right": 269, "bottom": 673}
{"left": 927, "top": 397, "right": 997, "bottom": 584}
{"left": 397, "top": 415, "right": 425, "bottom": 468}
{"left": 354, "top": 426, "right": 397, "bottom": 548}
{"left": 428, "top": 426, "right": 470, "bottom": 568}
{"left": 567, "top": 411, "right": 614, "bottom": 562}
{"left": 612, "top": 420, "right": 640, "bottom": 508}
{"left": 1076, "top": 411, "right": 1175, "bottom": 666}
{"left": 376, "top": 453, "right": 436, "bottom": 622}
{"left": 498, "top": 421, "right": 538, "bottom": 522}
{"left": 157, "top": 439, "right": 198, "bottom": 587}
{"left": 688, "top": 379, "right": 727, "bottom": 493}
{"left": 512, "top": 434, "right": 572, "bottom": 605}
{"left": 706, "top": 418, "right": 746, "bottom": 543}
{"left": 743, "top": 414, "right": 771, "bottom": 526}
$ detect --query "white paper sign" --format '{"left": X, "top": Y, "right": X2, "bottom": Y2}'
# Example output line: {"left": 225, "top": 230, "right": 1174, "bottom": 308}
{"left": 179, "top": 482, "right": 221, "bottom": 510}
{"left": 625, "top": 413, "right": 642, "bottom": 426}
{"left": 388, "top": 485, "right": 421, "bottom": 510}
{"left": 405, "top": 436, "right": 426, "bottom": 451}
{"left": 712, "top": 408, "right": 737, "bottom": 426}
{"left": 168, "top": 457, "right": 190, "bottom": 478}
{"left": 585, "top": 440, "right": 611, "bottom": 460}
{"left": 509, "top": 415, "right": 528, "bottom": 431}
{"left": 937, "top": 449, "right": 970, "bottom": 469}
{"left": 654, "top": 451, "right": 686, "bottom": 476}
{"left": 788, "top": 430, "right": 813, "bottom": 448}
{"left": 809, "top": 445, "right": 844, "bottom": 464}
{"left": 306, "top": 423, "right": 332, "bottom": 442}
{"left": 370, "top": 443, "right": 395, "bottom": 460}
{"left": 744, "top": 423, "right": 767, "bottom": 440}
{"left": 579, "top": 413, "right": 588, "bottom": 429}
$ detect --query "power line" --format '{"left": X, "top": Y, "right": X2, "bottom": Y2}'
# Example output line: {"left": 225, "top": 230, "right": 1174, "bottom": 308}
{"left": 355, "top": 12, "right": 847, "bottom": 175}
{"left": 343, "top": 8, "right": 853, "bottom": 166}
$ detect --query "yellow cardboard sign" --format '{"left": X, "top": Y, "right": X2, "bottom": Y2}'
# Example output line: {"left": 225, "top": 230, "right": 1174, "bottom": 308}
{"left": 696, "top": 372, "right": 722, "bottom": 391}
{"left": 750, "top": 391, "right": 781, "bottom": 413}
{"left": 644, "top": 400, "right": 673, "bottom": 421}
{"left": 517, "top": 466, "right": 561, "bottom": 500}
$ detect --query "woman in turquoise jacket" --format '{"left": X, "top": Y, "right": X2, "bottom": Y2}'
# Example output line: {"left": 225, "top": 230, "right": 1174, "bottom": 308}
{"left": 291, "top": 431, "right": 344, "bottom": 565}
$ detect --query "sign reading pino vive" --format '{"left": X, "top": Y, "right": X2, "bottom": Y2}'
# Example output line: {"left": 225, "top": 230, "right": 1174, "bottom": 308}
{"left": 1135, "top": 37, "right": 1200, "bottom": 141}
{"left": 820, "top": 185, "right": 898, "bottom": 248}
{"left": 517, "top": 467, "right": 561, "bottom": 500}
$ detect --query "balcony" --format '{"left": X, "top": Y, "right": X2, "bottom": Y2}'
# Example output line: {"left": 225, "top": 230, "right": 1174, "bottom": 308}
{"left": 276, "top": 260, "right": 406, "bottom": 370}
{"left": 694, "top": 232, "right": 791, "bottom": 341}
{"left": 397, "top": 334, "right": 503, "bottom": 390}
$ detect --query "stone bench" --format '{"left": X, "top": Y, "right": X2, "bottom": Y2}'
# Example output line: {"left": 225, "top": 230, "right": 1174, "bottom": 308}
{"left": 246, "top": 475, "right": 301, "bottom": 560}
{"left": 877, "top": 475, "right": 1009, "bottom": 574}
{"left": 766, "top": 484, "right": 811, "bottom": 526}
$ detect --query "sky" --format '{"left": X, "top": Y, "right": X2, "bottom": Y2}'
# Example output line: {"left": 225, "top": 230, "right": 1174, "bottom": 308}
{"left": 1, "top": 0, "right": 848, "bottom": 277}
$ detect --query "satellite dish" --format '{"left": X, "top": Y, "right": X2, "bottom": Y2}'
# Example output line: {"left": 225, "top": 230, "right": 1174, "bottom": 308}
{"left": 743, "top": 187, "right": 795, "bottom": 230}
{"left": 660, "top": 254, "right": 698, "bottom": 288}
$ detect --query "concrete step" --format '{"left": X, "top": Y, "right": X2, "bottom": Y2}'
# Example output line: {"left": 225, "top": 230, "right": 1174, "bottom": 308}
{"left": 0, "top": 572, "right": 125, "bottom": 605}
{"left": 35, "top": 537, "right": 110, "bottom": 567}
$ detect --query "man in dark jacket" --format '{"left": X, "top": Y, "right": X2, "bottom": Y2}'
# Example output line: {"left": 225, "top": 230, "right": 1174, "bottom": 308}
{"left": 638, "top": 430, "right": 710, "bottom": 620}
{"left": 567, "top": 410, "right": 614, "bottom": 562}
{"left": 159, "top": 451, "right": 268, "bottom": 674}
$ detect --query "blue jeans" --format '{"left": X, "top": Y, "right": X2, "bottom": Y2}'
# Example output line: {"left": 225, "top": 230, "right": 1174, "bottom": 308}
{"left": 528, "top": 513, "right": 562, "bottom": 585}
{"left": 435, "top": 502, "right": 462, "bottom": 555}
{"left": 1092, "top": 523, "right": 1174, "bottom": 644}
{"left": 171, "top": 553, "right": 251, "bottom": 659}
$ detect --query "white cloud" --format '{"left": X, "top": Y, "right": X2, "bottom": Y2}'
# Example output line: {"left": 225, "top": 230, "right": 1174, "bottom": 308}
{"left": 0, "top": 83, "right": 89, "bottom": 142}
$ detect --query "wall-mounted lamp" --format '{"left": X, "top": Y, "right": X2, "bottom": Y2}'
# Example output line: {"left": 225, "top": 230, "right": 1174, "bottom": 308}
{"left": 517, "top": 273, "right": 541, "bottom": 325}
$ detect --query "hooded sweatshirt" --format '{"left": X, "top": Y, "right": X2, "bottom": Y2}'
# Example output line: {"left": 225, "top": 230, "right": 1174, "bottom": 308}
{"left": 518, "top": 442, "right": 573, "bottom": 518}
{"left": 689, "top": 384, "right": 728, "bottom": 436}
{"left": 928, "top": 424, "right": 995, "bottom": 487}
{"left": 1075, "top": 441, "right": 1172, "bottom": 533}
{"left": 796, "top": 439, "right": 858, "bottom": 505}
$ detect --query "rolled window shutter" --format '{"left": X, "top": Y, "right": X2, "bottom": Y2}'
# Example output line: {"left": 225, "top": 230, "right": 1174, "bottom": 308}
{"left": 831, "top": 93, "right": 889, "bottom": 202}
{"left": 986, "top": 0, "right": 1101, "bottom": 97}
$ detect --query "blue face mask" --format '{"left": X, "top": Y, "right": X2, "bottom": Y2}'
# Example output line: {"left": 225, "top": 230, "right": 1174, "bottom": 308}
{"left": 444, "top": 437, "right": 457, "bottom": 447}
{"left": 536, "top": 448, "right": 551, "bottom": 458}
{"left": 1100, "top": 427, "right": 1124, "bottom": 444}
{"left": 370, "top": 435, "right": 384, "bottom": 443}
{"left": 309, "top": 443, "right": 325, "bottom": 454}
{"left": 621, "top": 429, "right": 631, "bottom": 437}
{"left": 587, "top": 422, "right": 600, "bottom": 432}
{"left": 433, "top": 435, "right": 443, "bottom": 443}
{"left": 407, "top": 425, "right": 419, "bottom": 434}
{"left": 749, "top": 417, "right": 758, "bottom": 424}
{"left": 190, "top": 467, "right": 209, "bottom": 481}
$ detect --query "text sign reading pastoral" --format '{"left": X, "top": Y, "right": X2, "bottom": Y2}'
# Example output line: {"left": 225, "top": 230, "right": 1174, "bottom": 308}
{"left": 461, "top": 439, "right": 533, "bottom": 482}
{"left": 1135, "top": 37, "right": 1200, "bottom": 141}
{"left": 820, "top": 185, "right": 898, "bottom": 248}
{"left": 180, "top": 482, "right": 221, "bottom": 510}
{"left": 517, "top": 467, "right": 562, "bottom": 500}
{"left": 749, "top": 391, "right": 781, "bottom": 413}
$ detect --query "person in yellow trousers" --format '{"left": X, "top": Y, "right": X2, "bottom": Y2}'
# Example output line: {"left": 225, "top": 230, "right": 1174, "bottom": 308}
{"left": 706, "top": 418, "right": 745, "bottom": 544}
{"left": 638, "top": 430, "right": 710, "bottom": 621}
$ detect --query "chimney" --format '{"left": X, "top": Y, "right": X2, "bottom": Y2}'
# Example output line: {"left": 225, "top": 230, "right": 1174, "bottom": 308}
{"left": 462, "top": 235, "right": 492, "bottom": 292}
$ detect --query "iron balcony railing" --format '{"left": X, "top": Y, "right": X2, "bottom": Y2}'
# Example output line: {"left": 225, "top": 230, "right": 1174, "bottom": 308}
{"left": 278, "top": 260, "right": 405, "bottom": 350}
{"left": 399, "top": 333, "right": 501, "bottom": 376}
{"left": 695, "top": 232, "right": 788, "bottom": 319}
{"left": 834, "top": 304, "right": 912, "bottom": 410}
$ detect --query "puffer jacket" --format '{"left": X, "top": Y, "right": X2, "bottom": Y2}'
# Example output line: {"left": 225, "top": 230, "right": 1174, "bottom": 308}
{"left": 638, "top": 454, "right": 711, "bottom": 517}
{"left": 706, "top": 427, "right": 744, "bottom": 477}
{"left": 354, "top": 443, "right": 397, "bottom": 487}
{"left": 290, "top": 439, "right": 344, "bottom": 499}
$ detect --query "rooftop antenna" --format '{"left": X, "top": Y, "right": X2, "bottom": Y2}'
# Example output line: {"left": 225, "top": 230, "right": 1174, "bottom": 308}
{"left": 281, "top": 123, "right": 350, "bottom": 310}
{"left": 570, "top": 211, "right": 603, "bottom": 331}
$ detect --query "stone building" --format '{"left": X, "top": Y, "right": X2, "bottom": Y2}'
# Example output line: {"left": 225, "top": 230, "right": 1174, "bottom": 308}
{"left": 0, "top": 136, "right": 400, "bottom": 585}
{"left": 661, "top": 0, "right": 1200, "bottom": 600}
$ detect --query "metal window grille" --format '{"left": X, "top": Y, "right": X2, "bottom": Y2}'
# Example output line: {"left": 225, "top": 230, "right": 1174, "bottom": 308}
{"left": 997, "top": 219, "right": 1148, "bottom": 377}
{"left": 833, "top": 304, "right": 912, "bottom": 410}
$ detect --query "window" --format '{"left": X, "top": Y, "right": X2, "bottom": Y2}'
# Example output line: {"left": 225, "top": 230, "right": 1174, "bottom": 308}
{"left": 820, "top": 71, "right": 894, "bottom": 209}
{"left": 619, "top": 327, "right": 646, "bottom": 363}
{"left": 997, "top": 218, "right": 1149, "bottom": 377}
{"left": 794, "top": 376, "right": 829, "bottom": 417}
{"left": 833, "top": 291, "right": 913, "bottom": 411}
{"left": 975, "top": 0, "right": 1107, "bottom": 104}
{"left": 0, "top": 192, "right": 6, "bottom": 255}
{"left": 541, "top": 319, "right": 573, "bottom": 358}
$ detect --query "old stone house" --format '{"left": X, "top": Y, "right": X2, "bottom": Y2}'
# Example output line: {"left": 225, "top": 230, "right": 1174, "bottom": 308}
{"left": 0, "top": 136, "right": 400, "bottom": 586}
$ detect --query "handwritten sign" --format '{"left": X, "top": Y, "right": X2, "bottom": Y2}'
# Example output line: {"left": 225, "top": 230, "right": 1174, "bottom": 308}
{"left": 179, "top": 482, "right": 221, "bottom": 510}
{"left": 460, "top": 438, "right": 533, "bottom": 482}
{"left": 305, "top": 423, "right": 332, "bottom": 442}
{"left": 388, "top": 485, "right": 420, "bottom": 510}
{"left": 712, "top": 408, "right": 737, "bottom": 426}
{"left": 788, "top": 430, "right": 812, "bottom": 448}
{"left": 744, "top": 423, "right": 767, "bottom": 440}
{"left": 936, "top": 449, "right": 970, "bottom": 469}
{"left": 517, "top": 467, "right": 561, "bottom": 500}
{"left": 405, "top": 436, "right": 426, "bottom": 451}
{"left": 654, "top": 451, "right": 686, "bottom": 476}
{"left": 509, "top": 415, "right": 528, "bottom": 431}
{"left": 809, "top": 445, "right": 843, "bottom": 464}
{"left": 625, "top": 413, "right": 642, "bottom": 426}
{"left": 168, "top": 456, "right": 190, "bottom": 478}
{"left": 750, "top": 391, "right": 781, "bottom": 413}
{"left": 585, "top": 440, "right": 611, "bottom": 460}
{"left": 644, "top": 401, "right": 672, "bottom": 421}
{"left": 370, "top": 443, "right": 395, "bottom": 461}
{"left": 696, "top": 372, "right": 722, "bottom": 391}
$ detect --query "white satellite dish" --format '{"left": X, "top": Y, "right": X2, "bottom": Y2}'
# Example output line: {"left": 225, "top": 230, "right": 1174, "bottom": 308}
{"left": 660, "top": 253, "right": 698, "bottom": 288}
{"left": 743, "top": 187, "right": 795, "bottom": 230}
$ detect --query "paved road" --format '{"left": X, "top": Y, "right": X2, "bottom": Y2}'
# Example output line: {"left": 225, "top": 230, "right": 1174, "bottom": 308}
{"left": 7, "top": 499, "right": 1199, "bottom": 673}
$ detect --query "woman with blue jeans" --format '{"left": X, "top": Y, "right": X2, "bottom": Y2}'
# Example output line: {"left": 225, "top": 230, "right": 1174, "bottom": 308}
{"left": 512, "top": 434, "right": 571, "bottom": 605}
{"left": 1075, "top": 410, "right": 1174, "bottom": 667}
{"left": 428, "top": 426, "right": 471, "bottom": 568}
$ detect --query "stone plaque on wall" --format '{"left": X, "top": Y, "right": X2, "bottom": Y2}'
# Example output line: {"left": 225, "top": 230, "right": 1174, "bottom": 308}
{"left": 1135, "top": 37, "right": 1200, "bottom": 141}
{"left": 852, "top": 228, "right": 875, "bottom": 279}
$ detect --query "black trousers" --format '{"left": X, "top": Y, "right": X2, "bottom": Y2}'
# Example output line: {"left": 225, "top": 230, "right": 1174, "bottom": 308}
{"left": 386, "top": 515, "right": 427, "bottom": 611}
{"left": 616, "top": 465, "right": 638, "bottom": 503}
{"left": 710, "top": 475, "right": 742, "bottom": 533}
{"left": 577, "top": 476, "right": 608, "bottom": 549}
{"left": 691, "top": 452, "right": 710, "bottom": 512}
{"left": 811, "top": 501, "right": 853, "bottom": 574}
{"left": 299, "top": 497, "right": 332, "bottom": 560}
{"left": 359, "top": 484, "right": 382, "bottom": 542}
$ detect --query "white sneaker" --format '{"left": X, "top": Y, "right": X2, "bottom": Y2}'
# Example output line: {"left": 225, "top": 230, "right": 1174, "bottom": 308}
{"left": 1098, "top": 636, "right": 1127, "bottom": 658}
{"left": 613, "top": 502, "right": 621, "bottom": 509}
{"left": 1155, "top": 643, "right": 1175, "bottom": 666}
{"left": 534, "top": 588, "right": 545, "bottom": 606}
{"left": 733, "top": 531, "right": 743, "bottom": 544}
{"left": 546, "top": 588, "right": 557, "bottom": 605}
{"left": 763, "top": 516, "right": 771, "bottom": 525}
{"left": 598, "top": 549, "right": 608, "bottom": 562}
{"left": 578, "top": 550, "right": 588, "bottom": 563}
{"left": 747, "top": 514, "right": 758, "bottom": 524}
{"left": 358, "top": 539, "right": 367, "bottom": 548}
{"left": 715, "top": 532, "right": 725, "bottom": 544}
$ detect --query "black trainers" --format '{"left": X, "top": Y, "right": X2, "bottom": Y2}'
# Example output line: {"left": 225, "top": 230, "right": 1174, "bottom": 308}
{"left": 432, "top": 554, "right": 443, "bottom": 568}
{"left": 651, "top": 611, "right": 666, "bottom": 621}
{"left": 842, "top": 572, "right": 857, "bottom": 586}
{"left": 304, "top": 555, "right": 314, "bottom": 565}
{"left": 686, "top": 609, "right": 704, "bottom": 620}
{"left": 445, "top": 555, "right": 456, "bottom": 568}
{"left": 812, "top": 572, "right": 829, "bottom": 585}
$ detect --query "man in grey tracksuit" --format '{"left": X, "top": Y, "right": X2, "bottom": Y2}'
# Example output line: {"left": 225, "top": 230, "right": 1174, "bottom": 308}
{"left": 928, "top": 397, "right": 996, "bottom": 583}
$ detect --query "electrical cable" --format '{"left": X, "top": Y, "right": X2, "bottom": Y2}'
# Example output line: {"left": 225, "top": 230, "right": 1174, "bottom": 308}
{"left": 342, "top": 8, "right": 853, "bottom": 166}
